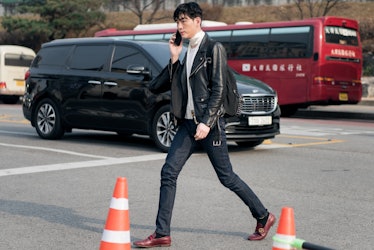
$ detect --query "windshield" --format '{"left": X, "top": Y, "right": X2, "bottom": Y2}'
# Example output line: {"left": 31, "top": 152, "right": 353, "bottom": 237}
{"left": 325, "top": 26, "right": 359, "bottom": 46}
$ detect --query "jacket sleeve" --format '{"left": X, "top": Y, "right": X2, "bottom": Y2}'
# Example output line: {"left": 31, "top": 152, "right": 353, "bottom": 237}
{"left": 149, "top": 60, "right": 181, "bottom": 94}
{"left": 202, "top": 42, "right": 226, "bottom": 127}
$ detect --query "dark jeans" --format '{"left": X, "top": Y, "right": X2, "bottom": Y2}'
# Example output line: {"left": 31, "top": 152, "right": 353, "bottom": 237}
{"left": 155, "top": 118, "right": 268, "bottom": 236}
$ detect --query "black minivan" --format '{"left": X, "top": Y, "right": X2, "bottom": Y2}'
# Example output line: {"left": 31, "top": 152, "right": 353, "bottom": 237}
{"left": 23, "top": 37, "right": 280, "bottom": 152}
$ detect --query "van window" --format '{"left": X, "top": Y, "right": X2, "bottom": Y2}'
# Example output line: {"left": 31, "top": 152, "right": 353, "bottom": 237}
{"left": 69, "top": 45, "right": 111, "bottom": 71}
{"left": 33, "top": 45, "right": 72, "bottom": 68}
{"left": 5, "top": 53, "right": 34, "bottom": 67}
{"left": 111, "top": 45, "right": 155, "bottom": 74}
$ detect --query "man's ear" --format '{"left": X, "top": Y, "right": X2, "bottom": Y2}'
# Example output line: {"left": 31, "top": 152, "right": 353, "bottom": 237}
{"left": 195, "top": 17, "right": 202, "bottom": 27}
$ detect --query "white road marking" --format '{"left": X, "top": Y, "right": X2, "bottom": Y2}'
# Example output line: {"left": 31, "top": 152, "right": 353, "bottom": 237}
{"left": 0, "top": 153, "right": 166, "bottom": 177}
{"left": 281, "top": 126, "right": 374, "bottom": 136}
{"left": 0, "top": 142, "right": 111, "bottom": 159}
{"left": 0, "top": 129, "right": 35, "bottom": 136}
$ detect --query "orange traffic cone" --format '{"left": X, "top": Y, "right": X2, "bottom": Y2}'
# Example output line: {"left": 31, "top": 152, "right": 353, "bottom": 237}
{"left": 100, "top": 177, "right": 131, "bottom": 250}
{"left": 272, "top": 207, "right": 296, "bottom": 250}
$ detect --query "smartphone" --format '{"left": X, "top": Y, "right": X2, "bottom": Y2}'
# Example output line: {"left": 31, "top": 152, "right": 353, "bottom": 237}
{"left": 174, "top": 31, "right": 182, "bottom": 46}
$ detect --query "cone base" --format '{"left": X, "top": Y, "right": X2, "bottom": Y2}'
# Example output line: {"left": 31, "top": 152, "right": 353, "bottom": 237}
{"left": 100, "top": 241, "right": 131, "bottom": 250}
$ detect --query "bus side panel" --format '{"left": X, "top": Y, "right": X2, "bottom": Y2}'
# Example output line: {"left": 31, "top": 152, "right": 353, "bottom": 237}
{"left": 228, "top": 59, "right": 310, "bottom": 106}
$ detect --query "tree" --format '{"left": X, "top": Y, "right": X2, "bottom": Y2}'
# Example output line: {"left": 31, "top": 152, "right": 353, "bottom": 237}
{"left": 294, "top": 0, "right": 342, "bottom": 19}
{"left": 0, "top": 0, "right": 23, "bottom": 15}
{"left": 279, "top": 0, "right": 344, "bottom": 20}
{"left": 1, "top": 0, "right": 106, "bottom": 50}
{"left": 123, "top": 0, "right": 166, "bottom": 24}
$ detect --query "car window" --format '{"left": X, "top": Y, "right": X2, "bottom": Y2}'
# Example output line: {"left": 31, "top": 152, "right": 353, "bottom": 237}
{"left": 111, "top": 45, "right": 157, "bottom": 75}
{"left": 141, "top": 43, "right": 187, "bottom": 67}
{"left": 69, "top": 45, "right": 111, "bottom": 71}
{"left": 33, "top": 45, "right": 72, "bottom": 68}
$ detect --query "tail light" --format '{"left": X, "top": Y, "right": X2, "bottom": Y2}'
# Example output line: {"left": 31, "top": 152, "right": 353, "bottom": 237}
{"left": 314, "top": 76, "right": 335, "bottom": 85}
{"left": 314, "top": 77, "right": 361, "bottom": 86}
{"left": 352, "top": 79, "right": 361, "bottom": 86}
{"left": 25, "top": 70, "right": 30, "bottom": 81}
{"left": 0, "top": 82, "right": 6, "bottom": 89}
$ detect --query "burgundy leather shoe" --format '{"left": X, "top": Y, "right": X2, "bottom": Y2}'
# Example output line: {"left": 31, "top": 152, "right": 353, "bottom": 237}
{"left": 248, "top": 213, "right": 276, "bottom": 241}
{"left": 133, "top": 232, "right": 171, "bottom": 248}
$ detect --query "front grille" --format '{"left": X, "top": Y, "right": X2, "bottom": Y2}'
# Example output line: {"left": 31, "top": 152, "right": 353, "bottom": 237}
{"left": 241, "top": 95, "right": 276, "bottom": 113}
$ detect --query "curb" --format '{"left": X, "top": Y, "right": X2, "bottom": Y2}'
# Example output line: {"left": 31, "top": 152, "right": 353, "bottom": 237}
{"left": 294, "top": 109, "right": 374, "bottom": 120}
{"left": 359, "top": 97, "right": 374, "bottom": 106}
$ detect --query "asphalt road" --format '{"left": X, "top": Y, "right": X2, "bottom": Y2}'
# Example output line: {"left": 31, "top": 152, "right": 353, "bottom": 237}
{"left": 0, "top": 103, "right": 373, "bottom": 250}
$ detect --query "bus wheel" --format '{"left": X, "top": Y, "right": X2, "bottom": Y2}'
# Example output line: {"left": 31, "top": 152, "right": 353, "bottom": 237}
{"left": 33, "top": 98, "right": 65, "bottom": 139}
{"left": 151, "top": 105, "right": 177, "bottom": 153}
{"left": 280, "top": 105, "right": 299, "bottom": 117}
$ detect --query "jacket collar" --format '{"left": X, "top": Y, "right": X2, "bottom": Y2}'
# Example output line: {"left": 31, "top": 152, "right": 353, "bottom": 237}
{"left": 190, "top": 34, "right": 210, "bottom": 74}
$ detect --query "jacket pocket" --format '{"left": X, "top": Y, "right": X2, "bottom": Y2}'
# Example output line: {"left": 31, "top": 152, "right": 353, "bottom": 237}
{"left": 194, "top": 94, "right": 209, "bottom": 113}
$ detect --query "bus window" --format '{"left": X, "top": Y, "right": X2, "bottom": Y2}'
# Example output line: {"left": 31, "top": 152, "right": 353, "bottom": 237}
{"left": 269, "top": 26, "right": 313, "bottom": 58}
{"left": 206, "top": 30, "right": 232, "bottom": 41}
{"left": 134, "top": 34, "right": 165, "bottom": 41}
{"left": 232, "top": 28, "right": 270, "bottom": 43}
{"left": 231, "top": 28, "right": 270, "bottom": 59}
{"left": 117, "top": 36, "right": 134, "bottom": 40}
{"left": 164, "top": 33, "right": 173, "bottom": 40}
{"left": 324, "top": 26, "right": 358, "bottom": 46}
{"left": 206, "top": 30, "right": 232, "bottom": 56}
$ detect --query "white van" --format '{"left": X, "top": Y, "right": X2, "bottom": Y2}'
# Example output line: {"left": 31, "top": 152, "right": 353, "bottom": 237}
{"left": 0, "top": 45, "right": 36, "bottom": 104}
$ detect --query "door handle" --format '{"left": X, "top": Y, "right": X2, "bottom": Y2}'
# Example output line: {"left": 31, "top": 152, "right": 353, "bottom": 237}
{"left": 103, "top": 82, "right": 118, "bottom": 86}
{"left": 88, "top": 80, "right": 101, "bottom": 85}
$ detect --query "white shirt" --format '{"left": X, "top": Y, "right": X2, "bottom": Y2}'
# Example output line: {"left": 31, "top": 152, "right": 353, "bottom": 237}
{"left": 185, "top": 30, "right": 205, "bottom": 119}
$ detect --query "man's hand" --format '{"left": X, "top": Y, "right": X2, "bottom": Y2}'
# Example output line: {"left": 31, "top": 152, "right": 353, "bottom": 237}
{"left": 194, "top": 123, "right": 210, "bottom": 140}
{"left": 169, "top": 32, "right": 183, "bottom": 64}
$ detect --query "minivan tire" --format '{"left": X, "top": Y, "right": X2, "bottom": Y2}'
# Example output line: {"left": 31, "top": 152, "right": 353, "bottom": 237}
{"left": 151, "top": 105, "right": 177, "bottom": 153}
{"left": 33, "top": 98, "right": 65, "bottom": 139}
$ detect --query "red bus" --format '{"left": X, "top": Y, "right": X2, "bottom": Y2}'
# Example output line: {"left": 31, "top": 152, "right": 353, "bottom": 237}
{"left": 95, "top": 16, "right": 362, "bottom": 115}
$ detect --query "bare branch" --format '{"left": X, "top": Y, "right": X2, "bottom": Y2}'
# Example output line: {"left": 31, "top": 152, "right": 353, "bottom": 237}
{"left": 291, "top": 0, "right": 342, "bottom": 19}
{"left": 123, "top": 0, "right": 165, "bottom": 24}
{"left": 293, "top": 0, "right": 304, "bottom": 20}
{"left": 322, "top": 0, "right": 340, "bottom": 16}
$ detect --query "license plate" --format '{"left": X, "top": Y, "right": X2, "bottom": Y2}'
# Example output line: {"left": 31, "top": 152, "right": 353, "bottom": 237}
{"left": 248, "top": 116, "right": 272, "bottom": 126}
{"left": 339, "top": 92, "right": 348, "bottom": 101}
{"left": 16, "top": 80, "right": 25, "bottom": 87}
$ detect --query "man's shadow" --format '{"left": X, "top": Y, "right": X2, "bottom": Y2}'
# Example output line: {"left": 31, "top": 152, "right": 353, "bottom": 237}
{"left": 0, "top": 199, "right": 104, "bottom": 233}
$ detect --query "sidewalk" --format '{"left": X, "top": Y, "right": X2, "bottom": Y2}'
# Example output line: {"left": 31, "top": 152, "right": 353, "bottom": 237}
{"left": 294, "top": 97, "right": 374, "bottom": 120}
{"left": 359, "top": 97, "right": 374, "bottom": 106}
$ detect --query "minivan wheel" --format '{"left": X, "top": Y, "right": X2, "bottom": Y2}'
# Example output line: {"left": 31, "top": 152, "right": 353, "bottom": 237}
{"left": 33, "top": 98, "right": 65, "bottom": 139}
{"left": 151, "top": 105, "right": 177, "bottom": 153}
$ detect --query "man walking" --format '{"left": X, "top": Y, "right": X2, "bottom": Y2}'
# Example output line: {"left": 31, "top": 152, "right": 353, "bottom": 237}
{"left": 133, "top": 2, "right": 275, "bottom": 248}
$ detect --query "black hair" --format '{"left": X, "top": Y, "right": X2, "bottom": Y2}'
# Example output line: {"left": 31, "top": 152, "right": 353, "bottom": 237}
{"left": 173, "top": 2, "right": 203, "bottom": 21}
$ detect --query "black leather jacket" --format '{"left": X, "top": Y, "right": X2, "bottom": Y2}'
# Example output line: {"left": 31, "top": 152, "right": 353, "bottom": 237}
{"left": 150, "top": 34, "right": 227, "bottom": 128}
